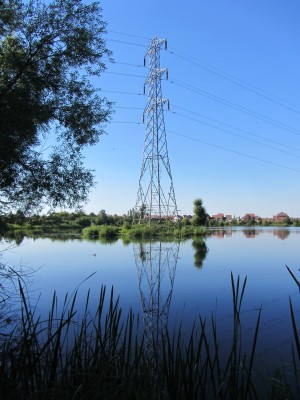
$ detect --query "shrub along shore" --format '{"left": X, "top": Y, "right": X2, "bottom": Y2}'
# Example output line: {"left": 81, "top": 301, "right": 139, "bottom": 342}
{"left": 2, "top": 209, "right": 298, "bottom": 242}
{"left": 82, "top": 223, "right": 208, "bottom": 239}
{"left": 0, "top": 271, "right": 299, "bottom": 399}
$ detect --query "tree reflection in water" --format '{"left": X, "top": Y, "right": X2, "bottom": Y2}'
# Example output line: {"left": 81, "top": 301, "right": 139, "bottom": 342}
{"left": 0, "top": 240, "right": 35, "bottom": 335}
{"left": 192, "top": 238, "right": 208, "bottom": 269}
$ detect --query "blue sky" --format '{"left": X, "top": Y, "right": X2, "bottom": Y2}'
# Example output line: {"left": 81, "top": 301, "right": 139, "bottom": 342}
{"left": 82, "top": 0, "right": 300, "bottom": 218}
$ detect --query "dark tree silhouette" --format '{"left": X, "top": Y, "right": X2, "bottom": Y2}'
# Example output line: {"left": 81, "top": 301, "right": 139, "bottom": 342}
{"left": 0, "top": 0, "right": 113, "bottom": 213}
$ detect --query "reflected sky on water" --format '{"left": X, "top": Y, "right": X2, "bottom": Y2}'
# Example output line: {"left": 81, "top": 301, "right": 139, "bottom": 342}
{"left": 1, "top": 226, "right": 300, "bottom": 368}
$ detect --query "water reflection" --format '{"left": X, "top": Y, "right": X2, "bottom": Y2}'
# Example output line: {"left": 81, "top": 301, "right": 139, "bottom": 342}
{"left": 133, "top": 241, "right": 180, "bottom": 356}
{"left": 209, "top": 227, "right": 292, "bottom": 240}
{"left": 192, "top": 238, "right": 208, "bottom": 269}
{"left": 0, "top": 240, "right": 35, "bottom": 335}
{"left": 273, "top": 229, "right": 290, "bottom": 240}
{"left": 243, "top": 229, "right": 257, "bottom": 239}
{"left": 1, "top": 231, "right": 25, "bottom": 245}
{"left": 210, "top": 229, "right": 233, "bottom": 238}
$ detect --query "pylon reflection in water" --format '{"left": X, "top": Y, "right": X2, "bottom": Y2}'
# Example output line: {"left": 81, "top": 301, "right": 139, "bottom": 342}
{"left": 133, "top": 241, "right": 180, "bottom": 357}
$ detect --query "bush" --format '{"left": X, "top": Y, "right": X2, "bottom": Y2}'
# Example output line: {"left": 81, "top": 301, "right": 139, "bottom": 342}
{"left": 122, "top": 221, "right": 132, "bottom": 230}
{"left": 82, "top": 226, "right": 101, "bottom": 238}
{"left": 193, "top": 226, "right": 207, "bottom": 236}
{"left": 75, "top": 217, "right": 92, "bottom": 228}
{"left": 82, "top": 225, "right": 119, "bottom": 238}
{"left": 98, "top": 225, "right": 119, "bottom": 238}
{"left": 126, "top": 225, "right": 160, "bottom": 238}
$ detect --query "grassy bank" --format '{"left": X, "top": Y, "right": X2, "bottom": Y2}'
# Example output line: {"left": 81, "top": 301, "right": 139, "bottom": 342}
{"left": 82, "top": 223, "right": 208, "bottom": 240}
{"left": 82, "top": 225, "right": 120, "bottom": 239}
{"left": 0, "top": 272, "right": 299, "bottom": 399}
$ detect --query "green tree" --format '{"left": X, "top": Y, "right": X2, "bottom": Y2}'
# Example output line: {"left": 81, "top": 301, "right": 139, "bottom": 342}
{"left": 76, "top": 216, "right": 91, "bottom": 228}
{"left": 181, "top": 217, "right": 191, "bottom": 226}
{"left": 0, "top": 0, "right": 112, "bottom": 214}
{"left": 14, "top": 209, "right": 25, "bottom": 225}
{"left": 96, "top": 209, "right": 108, "bottom": 225}
{"left": 192, "top": 198, "right": 207, "bottom": 226}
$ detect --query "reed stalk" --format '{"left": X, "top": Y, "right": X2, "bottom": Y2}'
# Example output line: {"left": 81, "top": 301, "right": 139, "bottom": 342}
{"left": 0, "top": 272, "right": 298, "bottom": 399}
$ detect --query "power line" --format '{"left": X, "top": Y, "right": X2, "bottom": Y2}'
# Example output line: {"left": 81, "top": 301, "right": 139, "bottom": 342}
{"left": 167, "top": 129, "right": 300, "bottom": 173}
{"left": 107, "top": 30, "right": 300, "bottom": 114}
{"left": 171, "top": 104, "right": 300, "bottom": 154}
{"left": 107, "top": 30, "right": 151, "bottom": 41}
{"left": 108, "top": 115, "right": 300, "bottom": 171}
{"left": 114, "top": 102, "right": 300, "bottom": 158}
{"left": 107, "top": 38, "right": 147, "bottom": 48}
{"left": 111, "top": 121, "right": 142, "bottom": 124}
{"left": 115, "top": 61, "right": 144, "bottom": 68}
{"left": 115, "top": 106, "right": 144, "bottom": 110}
{"left": 169, "top": 47, "right": 300, "bottom": 114}
{"left": 104, "top": 37, "right": 300, "bottom": 137}
{"left": 106, "top": 31, "right": 299, "bottom": 116}
{"left": 101, "top": 89, "right": 144, "bottom": 96}
{"left": 170, "top": 78, "right": 300, "bottom": 136}
{"left": 170, "top": 109, "right": 300, "bottom": 159}
{"left": 103, "top": 71, "right": 146, "bottom": 79}
{"left": 102, "top": 89, "right": 300, "bottom": 154}
{"left": 103, "top": 32, "right": 300, "bottom": 169}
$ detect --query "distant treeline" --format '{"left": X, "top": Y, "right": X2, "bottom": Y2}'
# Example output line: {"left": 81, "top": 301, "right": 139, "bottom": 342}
{"left": 0, "top": 209, "right": 125, "bottom": 233}
{"left": 0, "top": 209, "right": 209, "bottom": 241}
{"left": 1, "top": 209, "right": 299, "bottom": 238}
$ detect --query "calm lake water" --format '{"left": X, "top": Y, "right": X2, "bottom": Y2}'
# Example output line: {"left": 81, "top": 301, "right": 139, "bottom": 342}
{"left": 1, "top": 227, "right": 300, "bottom": 369}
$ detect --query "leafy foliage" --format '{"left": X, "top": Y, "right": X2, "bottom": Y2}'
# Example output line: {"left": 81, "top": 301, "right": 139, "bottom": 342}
{"left": 192, "top": 198, "right": 207, "bottom": 226}
{"left": 0, "top": 0, "right": 112, "bottom": 213}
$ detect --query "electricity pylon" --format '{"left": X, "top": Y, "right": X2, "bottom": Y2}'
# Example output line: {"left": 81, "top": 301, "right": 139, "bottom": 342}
{"left": 134, "top": 38, "right": 178, "bottom": 224}
{"left": 133, "top": 241, "right": 180, "bottom": 358}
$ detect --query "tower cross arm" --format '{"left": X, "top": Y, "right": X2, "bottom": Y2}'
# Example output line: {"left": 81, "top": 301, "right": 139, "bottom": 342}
{"left": 145, "top": 68, "right": 168, "bottom": 86}
{"left": 143, "top": 98, "right": 169, "bottom": 116}
{"left": 144, "top": 37, "right": 167, "bottom": 63}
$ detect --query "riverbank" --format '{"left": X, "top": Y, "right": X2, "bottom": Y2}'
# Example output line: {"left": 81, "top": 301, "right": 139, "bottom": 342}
{"left": 1, "top": 210, "right": 299, "bottom": 241}
{"left": 82, "top": 223, "right": 208, "bottom": 239}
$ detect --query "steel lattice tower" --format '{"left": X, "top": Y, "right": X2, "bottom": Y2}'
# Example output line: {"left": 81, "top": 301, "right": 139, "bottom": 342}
{"left": 134, "top": 38, "right": 178, "bottom": 223}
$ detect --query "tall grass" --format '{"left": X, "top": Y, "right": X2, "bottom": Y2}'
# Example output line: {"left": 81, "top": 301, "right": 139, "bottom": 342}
{"left": 0, "top": 272, "right": 299, "bottom": 399}
{"left": 82, "top": 225, "right": 119, "bottom": 239}
{"left": 122, "top": 224, "right": 207, "bottom": 239}
{"left": 82, "top": 223, "right": 208, "bottom": 240}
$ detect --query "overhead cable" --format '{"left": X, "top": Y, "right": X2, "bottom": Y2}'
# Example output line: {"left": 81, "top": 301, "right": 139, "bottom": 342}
{"left": 170, "top": 110, "right": 300, "bottom": 159}
{"left": 172, "top": 104, "right": 300, "bottom": 153}
{"left": 107, "top": 30, "right": 151, "bottom": 41}
{"left": 169, "top": 47, "right": 300, "bottom": 114}
{"left": 101, "top": 89, "right": 144, "bottom": 96}
{"left": 107, "top": 38, "right": 147, "bottom": 48}
{"left": 170, "top": 78, "right": 300, "bottom": 136}
{"left": 167, "top": 129, "right": 300, "bottom": 173}
{"left": 102, "top": 71, "right": 146, "bottom": 79}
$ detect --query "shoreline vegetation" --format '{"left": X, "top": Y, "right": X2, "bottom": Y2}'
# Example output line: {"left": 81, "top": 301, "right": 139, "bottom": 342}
{"left": 1, "top": 210, "right": 299, "bottom": 242}
{"left": 82, "top": 224, "right": 208, "bottom": 239}
{"left": 0, "top": 271, "right": 299, "bottom": 399}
